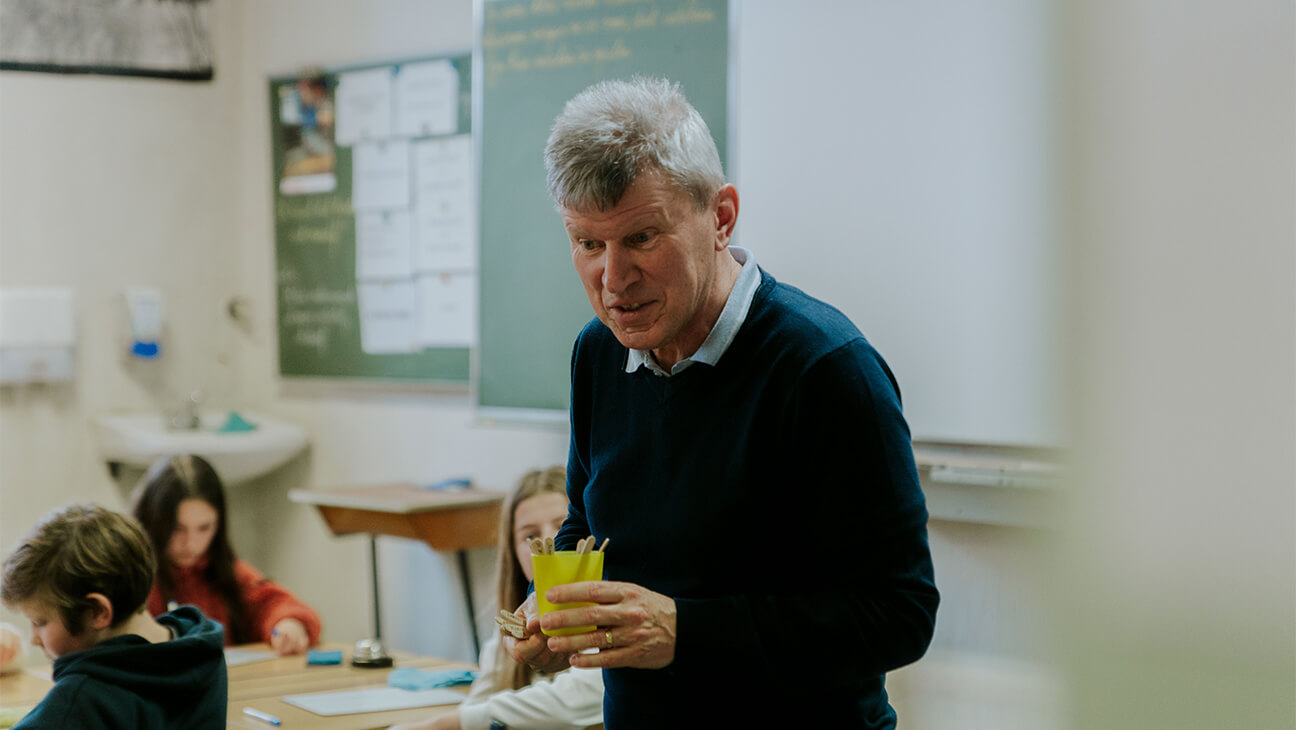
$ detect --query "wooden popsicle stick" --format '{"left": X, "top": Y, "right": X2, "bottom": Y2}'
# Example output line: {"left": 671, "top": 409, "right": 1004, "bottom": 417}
{"left": 597, "top": 537, "right": 610, "bottom": 552}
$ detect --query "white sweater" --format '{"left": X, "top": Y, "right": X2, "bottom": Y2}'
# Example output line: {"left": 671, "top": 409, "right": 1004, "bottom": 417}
{"left": 458, "top": 633, "right": 604, "bottom": 730}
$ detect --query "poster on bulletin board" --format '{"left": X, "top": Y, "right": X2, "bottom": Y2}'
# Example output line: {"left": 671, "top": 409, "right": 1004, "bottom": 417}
{"left": 269, "top": 53, "right": 474, "bottom": 382}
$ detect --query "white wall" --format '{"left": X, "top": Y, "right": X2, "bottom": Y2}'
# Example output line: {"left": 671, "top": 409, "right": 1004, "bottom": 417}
{"left": 0, "top": 0, "right": 246, "bottom": 605}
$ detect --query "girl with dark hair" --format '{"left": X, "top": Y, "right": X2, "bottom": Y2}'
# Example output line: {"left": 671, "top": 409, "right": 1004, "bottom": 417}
{"left": 130, "top": 454, "right": 321, "bottom": 655}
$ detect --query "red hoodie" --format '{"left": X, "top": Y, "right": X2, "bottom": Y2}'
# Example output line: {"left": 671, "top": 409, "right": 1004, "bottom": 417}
{"left": 146, "top": 556, "right": 322, "bottom": 646}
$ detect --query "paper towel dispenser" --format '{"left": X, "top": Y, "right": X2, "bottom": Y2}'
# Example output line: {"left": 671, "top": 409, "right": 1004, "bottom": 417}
{"left": 0, "top": 287, "right": 76, "bottom": 385}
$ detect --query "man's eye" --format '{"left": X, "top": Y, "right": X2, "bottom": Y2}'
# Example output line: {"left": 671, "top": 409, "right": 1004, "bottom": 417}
{"left": 578, "top": 239, "right": 601, "bottom": 251}
{"left": 628, "top": 231, "right": 651, "bottom": 245}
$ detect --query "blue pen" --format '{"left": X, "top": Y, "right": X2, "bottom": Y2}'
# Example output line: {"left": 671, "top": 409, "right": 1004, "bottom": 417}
{"left": 243, "top": 707, "right": 282, "bottom": 725}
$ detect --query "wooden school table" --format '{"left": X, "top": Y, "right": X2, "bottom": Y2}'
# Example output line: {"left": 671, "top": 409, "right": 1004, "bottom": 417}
{"left": 227, "top": 641, "right": 472, "bottom": 729}
{"left": 0, "top": 642, "right": 473, "bottom": 729}
{"left": 0, "top": 659, "right": 52, "bottom": 711}
{"left": 289, "top": 484, "right": 505, "bottom": 656}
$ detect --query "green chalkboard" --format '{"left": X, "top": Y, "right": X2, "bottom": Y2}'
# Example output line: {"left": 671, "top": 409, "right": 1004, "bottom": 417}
{"left": 477, "top": 0, "right": 730, "bottom": 413}
{"left": 271, "top": 54, "right": 473, "bottom": 382}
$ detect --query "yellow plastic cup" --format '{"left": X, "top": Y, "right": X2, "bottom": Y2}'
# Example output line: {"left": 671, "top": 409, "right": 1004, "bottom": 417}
{"left": 532, "top": 550, "right": 605, "bottom": 636}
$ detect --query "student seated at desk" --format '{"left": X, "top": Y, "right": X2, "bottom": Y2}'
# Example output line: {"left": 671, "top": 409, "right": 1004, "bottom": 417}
{"left": 0, "top": 503, "right": 227, "bottom": 729}
{"left": 132, "top": 454, "right": 322, "bottom": 655}
{"left": 391, "top": 466, "right": 603, "bottom": 730}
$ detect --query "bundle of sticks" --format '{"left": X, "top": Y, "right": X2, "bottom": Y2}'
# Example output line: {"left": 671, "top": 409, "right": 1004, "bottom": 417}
{"left": 526, "top": 535, "right": 609, "bottom": 556}
{"left": 495, "top": 610, "right": 527, "bottom": 639}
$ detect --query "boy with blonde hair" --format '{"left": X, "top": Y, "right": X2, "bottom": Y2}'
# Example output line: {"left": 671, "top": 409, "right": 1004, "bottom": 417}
{"left": 1, "top": 503, "right": 227, "bottom": 729}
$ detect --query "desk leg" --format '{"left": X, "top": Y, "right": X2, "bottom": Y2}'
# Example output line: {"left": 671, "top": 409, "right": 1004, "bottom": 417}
{"left": 457, "top": 549, "right": 480, "bottom": 658}
{"left": 370, "top": 535, "right": 382, "bottom": 640}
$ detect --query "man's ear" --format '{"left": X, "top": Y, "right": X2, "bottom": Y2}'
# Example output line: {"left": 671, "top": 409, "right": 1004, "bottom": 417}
{"left": 83, "top": 593, "right": 114, "bottom": 631}
{"left": 713, "top": 184, "right": 739, "bottom": 249}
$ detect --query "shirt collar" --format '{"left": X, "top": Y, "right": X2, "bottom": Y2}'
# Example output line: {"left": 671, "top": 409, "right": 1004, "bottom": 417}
{"left": 626, "top": 246, "right": 760, "bottom": 376}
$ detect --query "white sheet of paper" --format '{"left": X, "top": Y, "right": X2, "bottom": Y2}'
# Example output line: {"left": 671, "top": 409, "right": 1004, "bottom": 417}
{"left": 394, "top": 60, "right": 459, "bottom": 137}
{"left": 413, "top": 135, "right": 475, "bottom": 271}
{"left": 356, "top": 209, "right": 415, "bottom": 280}
{"left": 352, "top": 140, "right": 411, "bottom": 211}
{"left": 357, "top": 280, "right": 419, "bottom": 354}
{"left": 335, "top": 67, "right": 393, "bottom": 145}
{"left": 279, "top": 172, "right": 337, "bottom": 196}
{"left": 282, "top": 687, "right": 463, "bottom": 717}
{"left": 223, "top": 648, "right": 276, "bottom": 667}
{"left": 416, "top": 272, "right": 476, "bottom": 347}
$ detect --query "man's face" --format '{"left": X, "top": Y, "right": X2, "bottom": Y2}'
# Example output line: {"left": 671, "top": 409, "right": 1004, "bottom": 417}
{"left": 17, "top": 598, "right": 94, "bottom": 661}
{"left": 563, "top": 174, "right": 735, "bottom": 368}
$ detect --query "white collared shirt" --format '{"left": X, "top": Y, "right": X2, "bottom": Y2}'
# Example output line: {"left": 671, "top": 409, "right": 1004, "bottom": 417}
{"left": 625, "top": 246, "right": 760, "bottom": 377}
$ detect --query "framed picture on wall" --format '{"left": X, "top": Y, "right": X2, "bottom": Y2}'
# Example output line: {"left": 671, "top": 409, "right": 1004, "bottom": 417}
{"left": 0, "top": 0, "right": 213, "bottom": 82}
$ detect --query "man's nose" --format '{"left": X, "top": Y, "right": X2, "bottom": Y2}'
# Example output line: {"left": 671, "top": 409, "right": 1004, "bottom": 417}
{"left": 602, "top": 244, "right": 638, "bottom": 292}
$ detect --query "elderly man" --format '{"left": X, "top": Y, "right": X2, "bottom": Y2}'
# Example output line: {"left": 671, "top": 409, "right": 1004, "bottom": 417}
{"left": 509, "top": 77, "right": 938, "bottom": 729}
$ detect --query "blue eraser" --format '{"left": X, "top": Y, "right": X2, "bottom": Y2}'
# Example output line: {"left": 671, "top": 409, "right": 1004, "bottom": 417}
{"left": 420, "top": 477, "right": 472, "bottom": 491}
{"left": 307, "top": 650, "right": 343, "bottom": 665}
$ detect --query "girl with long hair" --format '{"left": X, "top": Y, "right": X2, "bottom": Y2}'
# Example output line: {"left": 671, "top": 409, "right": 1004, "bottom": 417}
{"left": 391, "top": 465, "right": 603, "bottom": 730}
{"left": 131, "top": 454, "right": 321, "bottom": 655}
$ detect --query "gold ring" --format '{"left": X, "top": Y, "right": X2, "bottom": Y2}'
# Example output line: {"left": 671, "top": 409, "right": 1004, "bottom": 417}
{"left": 605, "top": 630, "right": 613, "bottom": 649}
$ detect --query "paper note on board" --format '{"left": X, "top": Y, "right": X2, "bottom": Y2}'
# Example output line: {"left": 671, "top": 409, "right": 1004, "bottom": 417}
{"left": 335, "top": 67, "right": 393, "bottom": 145}
{"left": 413, "top": 135, "right": 475, "bottom": 271}
{"left": 394, "top": 60, "right": 459, "bottom": 137}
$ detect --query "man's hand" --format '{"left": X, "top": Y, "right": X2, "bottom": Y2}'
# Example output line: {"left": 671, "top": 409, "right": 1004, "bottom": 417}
{"left": 541, "top": 581, "right": 676, "bottom": 670}
{"left": 505, "top": 592, "right": 572, "bottom": 673}
{"left": 269, "top": 618, "right": 310, "bottom": 655}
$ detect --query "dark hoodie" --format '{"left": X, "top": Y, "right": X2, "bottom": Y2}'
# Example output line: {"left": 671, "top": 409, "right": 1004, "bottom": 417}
{"left": 15, "top": 606, "right": 227, "bottom": 729}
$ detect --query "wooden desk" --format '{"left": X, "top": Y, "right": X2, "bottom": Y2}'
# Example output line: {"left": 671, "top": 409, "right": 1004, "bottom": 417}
{"left": 288, "top": 485, "right": 504, "bottom": 552}
{"left": 228, "top": 641, "right": 473, "bottom": 729}
{"left": 0, "top": 660, "right": 52, "bottom": 712}
{"left": 0, "top": 643, "right": 474, "bottom": 730}
{"left": 289, "top": 485, "right": 505, "bottom": 655}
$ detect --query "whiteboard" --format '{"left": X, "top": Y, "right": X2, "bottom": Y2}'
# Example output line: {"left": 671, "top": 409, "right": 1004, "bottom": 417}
{"left": 733, "top": 0, "right": 1062, "bottom": 447}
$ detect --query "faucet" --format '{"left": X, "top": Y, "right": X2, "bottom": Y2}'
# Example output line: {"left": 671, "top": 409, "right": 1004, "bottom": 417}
{"left": 168, "top": 390, "right": 205, "bottom": 431}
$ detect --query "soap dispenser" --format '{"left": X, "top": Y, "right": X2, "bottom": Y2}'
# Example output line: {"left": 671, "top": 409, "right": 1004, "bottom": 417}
{"left": 125, "top": 288, "right": 163, "bottom": 359}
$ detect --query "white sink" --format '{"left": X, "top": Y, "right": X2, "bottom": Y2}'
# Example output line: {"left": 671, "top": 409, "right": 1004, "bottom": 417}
{"left": 95, "top": 411, "right": 308, "bottom": 484}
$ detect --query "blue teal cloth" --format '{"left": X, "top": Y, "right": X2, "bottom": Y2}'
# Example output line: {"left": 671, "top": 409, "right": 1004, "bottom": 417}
{"left": 387, "top": 667, "right": 477, "bottom": 690}
{"left": 306, "top": 650, "right": 342, "bottom": 665}
{"left": 218, "top": 412, "right": 258, "bottom": 432}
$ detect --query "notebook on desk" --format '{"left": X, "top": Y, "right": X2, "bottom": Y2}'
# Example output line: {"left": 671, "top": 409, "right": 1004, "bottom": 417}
{"left": 281, "top": 686, "right": 463, "bottom": 716}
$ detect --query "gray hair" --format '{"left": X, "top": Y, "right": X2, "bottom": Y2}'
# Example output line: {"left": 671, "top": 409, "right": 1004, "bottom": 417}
{"left": 544, "top": 77, "right": 725, "bottom": 212}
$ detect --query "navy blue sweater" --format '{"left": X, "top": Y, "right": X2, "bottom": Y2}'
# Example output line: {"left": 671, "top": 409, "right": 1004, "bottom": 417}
{"left": 559, "top": 271, "right": 939, "bottom": 728}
